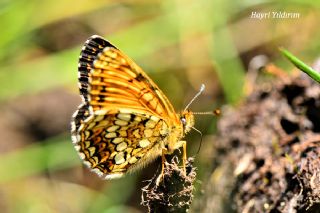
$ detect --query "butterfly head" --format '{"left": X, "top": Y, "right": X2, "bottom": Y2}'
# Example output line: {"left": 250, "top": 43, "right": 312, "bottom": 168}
{"left": 178, "top": 84, "right": 206, "bottom": 134}
{"left": 180, "top": 110, "right": 195, "bottom": 134}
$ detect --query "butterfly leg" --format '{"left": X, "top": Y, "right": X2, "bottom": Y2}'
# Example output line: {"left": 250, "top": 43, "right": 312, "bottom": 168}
{"left": 161, "top": 148, "right": 168, "bottom": 178}
{"left": 160, "top": 141, "right": 187, "bottom": 180}
{"left": 181, "top": 140, "right": 187, "bottom": 176}
{"left": 173, "top": 140, "right": 187, "bottom": 175}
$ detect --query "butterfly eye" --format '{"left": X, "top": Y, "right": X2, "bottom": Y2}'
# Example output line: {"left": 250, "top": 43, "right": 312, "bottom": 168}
{"left": 181, "top": 118, "right": 187, "bottom": 125}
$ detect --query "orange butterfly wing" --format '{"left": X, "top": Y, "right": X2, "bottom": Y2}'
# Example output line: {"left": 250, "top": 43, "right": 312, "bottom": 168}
{"left": 71, "top": 35, "right": 182, "bottom": 179}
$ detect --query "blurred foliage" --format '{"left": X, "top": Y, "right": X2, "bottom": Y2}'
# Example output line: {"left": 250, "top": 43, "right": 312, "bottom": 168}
{"left": 0, "top": 0, "right": 319, "bottom": 212}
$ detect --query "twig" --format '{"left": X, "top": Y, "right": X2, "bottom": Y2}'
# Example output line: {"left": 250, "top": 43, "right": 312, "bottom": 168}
{"left": 141, "top": 157, "right": 197, "bottom": 213}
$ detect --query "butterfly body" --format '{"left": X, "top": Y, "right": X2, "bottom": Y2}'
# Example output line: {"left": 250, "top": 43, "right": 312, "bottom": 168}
{"left": 71, "top": 35, "right": 194, "bottom": 179}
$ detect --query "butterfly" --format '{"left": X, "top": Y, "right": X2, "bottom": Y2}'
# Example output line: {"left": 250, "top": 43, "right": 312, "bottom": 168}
{"left": 71, "top": 35, "right": 198, "bottom": 179}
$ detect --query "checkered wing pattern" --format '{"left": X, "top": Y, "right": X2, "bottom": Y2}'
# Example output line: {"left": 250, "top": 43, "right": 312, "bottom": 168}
{"left": 71, "top": 35, "right": 183, "bottom": 179}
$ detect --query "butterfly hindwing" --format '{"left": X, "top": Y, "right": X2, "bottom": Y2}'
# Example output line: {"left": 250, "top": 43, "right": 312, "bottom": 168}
{"left": 73, "top": 109, "right": 169, "bottom": 179}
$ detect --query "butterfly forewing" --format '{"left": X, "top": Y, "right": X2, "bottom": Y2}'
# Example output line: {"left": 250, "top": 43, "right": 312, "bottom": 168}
{"left": 89, "top": 44, "right": 178, "bottom": 121}
{"left": 71, "top": 35, "right": 182, "bottom": 179}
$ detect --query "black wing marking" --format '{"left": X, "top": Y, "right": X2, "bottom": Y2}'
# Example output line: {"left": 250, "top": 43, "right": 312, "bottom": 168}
{"left": 77, "top": 35, "right": 116, "bottom": 102}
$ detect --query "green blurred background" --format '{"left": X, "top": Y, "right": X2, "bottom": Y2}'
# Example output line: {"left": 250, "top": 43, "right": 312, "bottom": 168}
{"left": 0, "top": 0, "right": 319, "bottom": 212}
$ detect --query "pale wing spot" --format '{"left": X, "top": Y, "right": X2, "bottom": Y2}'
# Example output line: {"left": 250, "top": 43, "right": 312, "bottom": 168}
{"left": 74, "top": 145, "right": 81, "bottom": 151}
{"left": 78, "top": 152, "right": 86, "bottom": 160}
{"left": 160, "top": 123, "right": 169, "bottom": 136}
{"left": 110, "top": 152, "right": 117, "bottom": 159}
{"left": 93, "top": 109, "right": 107, "bottom": 115}
{"left": 120, "top": 126, "right": 129, "bottom": 131}
{"left": 117, "top": 113, "right": 132, "bottom": 121}
{"left": 78, "top": 123, "right": 85, "bottom": 132}
{"left": 145, "top": 120, "right": 157, "bottom": 129}
{"left": 148, "top": 99, "right": 158, "bottom": 109}
{"left": 136, "top": 152, "right": 145, "bottom": 158}
{"left": 132, "top": 148, "right": 142, "bottom": 156}
{"left": 153, "top": 130, "right": 160, "bottom": 137}
{"left": 126, "top": 147, "right": 133, "bottom": 154}
{"left": 84, "top": 141, "right": 91, "bottom": 148}
{"left": 84, "top": 131, "right": 91, "bottom": 139}
{"left": 150, "top": 115, "right": 160, "bottom": 122}
{"left": 115, "top": 120, "right": 128, "bottom": 126}
{"left": 125, "top": 152, "right": 131, "bottom": 161}
{"left": 77, "top": 134, "right": 81, "bottom": 142}
{"left": 129, "top": 156, "right": 138, "bottom": 164}
{"left": 86, "top": 122, "right": 97, "bottom": 130}
{"left": 92, "top": 168, "right": 104, "bottom": 177}
{"left": 95, "top": 120, "right": 109, "bottom": 128}
{"left": 72, "top": 108, "right": 79, "bottom": 118}
{"left": 107, "top": 125, "right": 120, "bottom": 132}
{"left": 71, "top": 135, "right": 80, "bottom": 144}
{"left": 160, "top": 129, "right": 168, "bottom": 136}
{"left": 113, "top": 162, "right": 128, "bottom": 170}
{"left": 103, "top": 48, "right": 117, "bottom": 58}
{"left": 116, "top": 142, "right": 128, "bottom": 151}
{"left": 119, "top": 109, "right": 134, "bottom": 114}
{"left": 134, "top": 116, "right": 143, "bottom": 122}
{"left": 83, "top": 160, "right": 92, "bottom": 168}
{"left": 94, "top": 115, "right": 105, "bottom": 122}
{"left": 84, "top": 114, "right": 95, "bottom": 123}
{"left": 100, "top": 154, "right": 109, "bottom": 163}
{"left": 144, "top": 129, "right": 153, "bottom": 138}
{"left": 94, "top": 60, "right": 107, "bottom": 68}
{"left": 88, "top": 146, "right": 96, "bottom": 156}
{"left": 149, "top": 137, "right": 158, "bottom": 143}
{"left": 142, "top": 92, "right": 153, "bottom": 101}
{"left": 139, "top": 139, "right": 150, "bottom": 148}
{"left": 114, "top": 152, "right": 125, "bottom": 164}
{"left": 94, "top": 55, "right": 105, "bottom": 63}
{"left": 71, "top": 121, "right": 76, "bottom": 132}
{"left": 92, "top": 156, "right": 99, "bottom": 165}
{"left": 133, "top": 129, "right": 142, "bottom": 138}
{"left": 112, "top": 137, "right": 124, "bottom": 144}
{"left": 105, "top": 132, "right": 117, "bottom": 138}
{"left": 104, "top": 173, "right": 124, "bottom": 180}
{"left": 119, "top": 130, "right": 127, "bottom": 137}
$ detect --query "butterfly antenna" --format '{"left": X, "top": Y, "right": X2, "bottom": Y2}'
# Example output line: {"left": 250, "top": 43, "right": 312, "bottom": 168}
{"left": 193, "top": 109, "right": 221, "bottom": 116}
{"left": 191, "top": 126, "right": 203, "bottom": 155}
{"left": 184, "top": 84, "right": 206, "bottom": 111}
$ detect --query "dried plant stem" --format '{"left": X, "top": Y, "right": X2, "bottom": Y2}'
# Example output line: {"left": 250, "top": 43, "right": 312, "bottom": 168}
{"left": 141, "top": 157, "right": 196, "bottom": 213}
